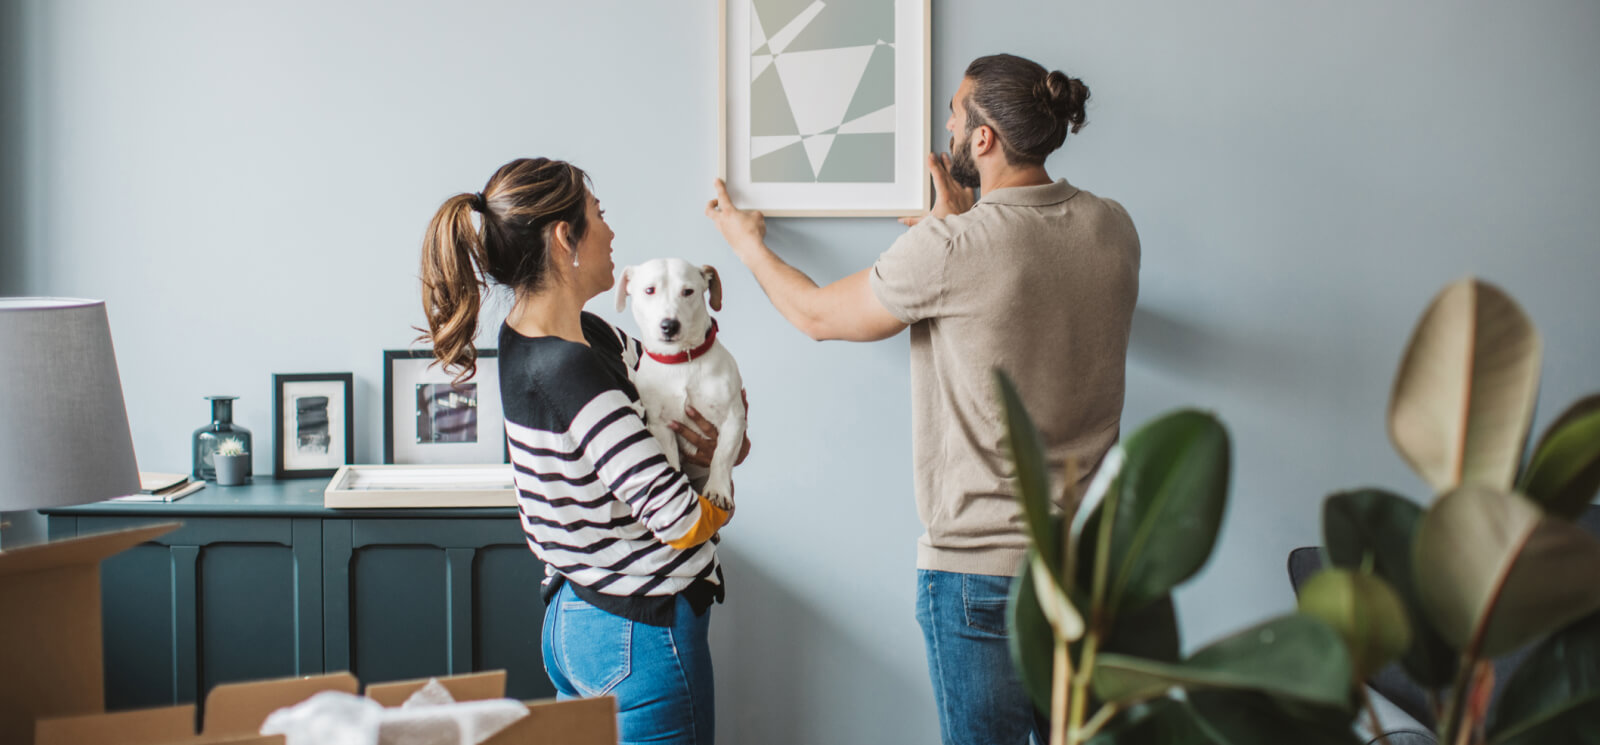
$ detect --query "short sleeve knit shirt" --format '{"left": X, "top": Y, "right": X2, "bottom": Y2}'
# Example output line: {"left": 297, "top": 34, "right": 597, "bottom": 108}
{"left": 870, "top": 179, "right": 1141, "bottom": 577}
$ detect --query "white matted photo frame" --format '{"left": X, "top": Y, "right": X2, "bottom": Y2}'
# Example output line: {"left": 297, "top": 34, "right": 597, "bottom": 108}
{"left": 272, "top": 372, "right": 355, "bottom": 480}
{"left": 720, "top": 0, "right": 930, "bottom": 217}
{"left": 383, "top": 349, "right": 508, "bottom": 465}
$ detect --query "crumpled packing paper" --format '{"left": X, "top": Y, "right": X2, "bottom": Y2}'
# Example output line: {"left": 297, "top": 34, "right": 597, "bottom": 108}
{"left": 260, "top": 677, "right": 528, "bottom": 745}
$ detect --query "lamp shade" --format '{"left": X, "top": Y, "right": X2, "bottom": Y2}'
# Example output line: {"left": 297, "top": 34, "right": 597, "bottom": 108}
{"left": 0, "top": 298, "right": 140, "bottom": 510}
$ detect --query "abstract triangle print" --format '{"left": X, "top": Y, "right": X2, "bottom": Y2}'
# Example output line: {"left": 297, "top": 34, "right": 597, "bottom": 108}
{"left": 771, "top": 44, "right": 877, "bottom": 137}
{"left": 751, "top": 0, "right": 822, "bottom": 52}
{"left": 781, "top": 0, "right": 894, "bottom": 54}
{"left": 802, "top": 134, "right": 836, "bottom": 177}
{"left": 744, "top": 0, "right": 904, "bottom": 188}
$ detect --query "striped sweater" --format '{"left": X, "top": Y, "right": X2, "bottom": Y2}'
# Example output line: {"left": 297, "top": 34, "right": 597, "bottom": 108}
{"left": 499, "top": 313, "right": 729, "bottom": 625}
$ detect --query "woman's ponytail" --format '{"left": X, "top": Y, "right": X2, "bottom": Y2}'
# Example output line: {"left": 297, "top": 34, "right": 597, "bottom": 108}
{"left": 416, "top": 157, "right": 591, "bottom": 381}
{"left": 419, "top": 193, "right": 489, "bottom": 382}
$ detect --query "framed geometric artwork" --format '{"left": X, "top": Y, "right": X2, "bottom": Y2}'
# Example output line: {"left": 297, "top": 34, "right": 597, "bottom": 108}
{"left": 382, "top": 349, "right": 508, "bottom": 465}
{"left": 271, "top": 372, "right": 355, "bottom": 479}
{"left": 719, "top": 0, "right": 931, "bottom": 217}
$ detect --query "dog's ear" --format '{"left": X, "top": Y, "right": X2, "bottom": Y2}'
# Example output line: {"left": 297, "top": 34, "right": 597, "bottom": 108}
{"left": 701, "top": 265, "right": 722, "bottom": 312}
{"left": 614, "top": 266, "right": 633, "bottom": 312}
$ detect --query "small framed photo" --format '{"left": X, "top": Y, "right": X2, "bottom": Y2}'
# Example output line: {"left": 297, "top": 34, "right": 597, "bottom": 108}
{"left": 719, "top": 0, "right": 931, "bottom": 216}
{"left": 383, "top": 349, "right": 507, "bottom": 465}
{"left": 272, "top": 373, "right": 355, "bottom": 480}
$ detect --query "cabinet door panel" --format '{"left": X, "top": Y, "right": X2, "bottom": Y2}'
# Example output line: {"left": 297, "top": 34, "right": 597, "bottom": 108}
{"left": 349, "top": 544, "right": 450, "bottom": 683}
{"left": 100, "top": 543, "right": 176, "bottom": 709}
{"left": 474, "top": 544, "right": 555, "bottom": 700}
{"left": 200, "top": 543, "right": 301, "bottom": 693}
{"left": 76, "top": 516, "right": 318, "bottom": 711}
{"left": 332, "top": 518, "right": 552, "bottom": 694}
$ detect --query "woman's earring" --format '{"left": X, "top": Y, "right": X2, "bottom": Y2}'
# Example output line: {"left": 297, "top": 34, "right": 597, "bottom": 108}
{"left": 573, "top": 254, "right": 580, "bottom": 268}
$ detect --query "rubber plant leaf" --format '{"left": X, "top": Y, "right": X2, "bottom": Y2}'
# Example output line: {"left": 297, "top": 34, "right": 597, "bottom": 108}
{"left": 1296, "top": 568, "right": 1412, "bottom": 681}
{"left": 1086, "top": 696, "right": 1217, "bottom": 745}
{"left": 1414, "top": 485, "right": 1600, "bottom": 658}
{"left": 1487, "top": 610, "right": 1600, "bottom": 745}
{"left": 1059, "top": 592, "right": 1184, "bottom": 723}
{"left": 1388, "top": 278, "right": 1542, "bottom": 496}
{"left": 1007, "top": 549, "right": 1059, "bottom": 716}
{"left": 995, "top": 370, "right": 1068, "bottom": 593}
{"left": 1321, "top": 488, "right": 1457, "bottom": 687}
{"left": 1186, "top": 689, "right": 1363, "bottom": 745}
{"left": 1094, "top": 592, "right": 1182, "bottom": 666}
{"left": 1091, "top": 613, "right": 1352, "bottom": 710}
{"left": 1084, "top": 409, "right": 1231, "bottom": 618}
{"left": 1518, "top": 394, "right": 1600, "bottom": 521}
{"left": 1030, "top": 552, "right": 1084, "bottom": 641}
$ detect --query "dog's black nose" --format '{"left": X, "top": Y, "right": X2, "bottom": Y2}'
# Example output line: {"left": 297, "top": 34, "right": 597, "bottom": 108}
{"left": 660, "top": 319, "right": 680, "bottom": 336}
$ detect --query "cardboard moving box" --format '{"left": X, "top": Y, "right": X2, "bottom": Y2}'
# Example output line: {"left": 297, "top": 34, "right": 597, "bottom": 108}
{"left": 0, "top": 523, "right": 181, "bottom": 744}
{"left": 36, "top": 670, "right": 616, "bottom": 745}
{"left": 1, "top": 524, "right": 615, "bottom": 745}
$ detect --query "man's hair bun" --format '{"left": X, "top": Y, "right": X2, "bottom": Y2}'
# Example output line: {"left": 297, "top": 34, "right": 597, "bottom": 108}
{"left": 1037, "top": 70, "right": 1089, "bottom": 134}
{"left": 964, "top": 54, "right": 1092, "bottom": 165}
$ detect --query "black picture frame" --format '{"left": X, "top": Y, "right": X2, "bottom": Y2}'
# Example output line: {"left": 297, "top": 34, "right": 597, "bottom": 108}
{"left": 272, "top": 372, "right": 355, "bottom": 480}
{"left": 382, "top": 349, "right": 508, "bottom": 465}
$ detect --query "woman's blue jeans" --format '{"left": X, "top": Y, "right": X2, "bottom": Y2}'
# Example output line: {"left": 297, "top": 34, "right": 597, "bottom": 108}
{"left": 542, "top": 581, "right": 715, "bottom": 745}
{"left": 916, "top": 569, "right": 1045, "bottom": 745}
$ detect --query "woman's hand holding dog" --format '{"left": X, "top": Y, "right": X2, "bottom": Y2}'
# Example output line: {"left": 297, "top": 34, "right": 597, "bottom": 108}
{"left": 669, "top": 390, "right": 752, "bottom": 468}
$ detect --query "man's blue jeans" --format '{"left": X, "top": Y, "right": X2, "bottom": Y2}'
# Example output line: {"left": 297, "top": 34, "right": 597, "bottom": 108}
{"left": 916, "top": 569, "right": 1045, "bottom": 745}
{"left": 542, "top": 582, "right": 715, "bottom": 745}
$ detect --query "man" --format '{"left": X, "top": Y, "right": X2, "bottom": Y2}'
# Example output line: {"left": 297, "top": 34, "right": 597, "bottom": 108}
{"left": 705, "top": 53, "right": 1140, "bottom": 744}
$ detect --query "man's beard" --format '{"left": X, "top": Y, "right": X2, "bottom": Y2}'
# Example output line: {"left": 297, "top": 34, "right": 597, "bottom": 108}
{"left": 947, "top": 132, "right": 981, "bottom": 189}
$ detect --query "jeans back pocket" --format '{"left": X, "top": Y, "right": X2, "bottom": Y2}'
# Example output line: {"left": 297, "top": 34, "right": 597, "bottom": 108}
{"left": 557, "top": 601, "right": 634, "bottom": 697}
{"left": 962, "top": 573, "right": 1013, "bottom": 637}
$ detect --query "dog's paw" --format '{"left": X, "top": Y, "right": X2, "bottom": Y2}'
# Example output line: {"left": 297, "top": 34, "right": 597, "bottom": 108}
{"left": 702, "top": 477, "right": 734, "bottom": 511}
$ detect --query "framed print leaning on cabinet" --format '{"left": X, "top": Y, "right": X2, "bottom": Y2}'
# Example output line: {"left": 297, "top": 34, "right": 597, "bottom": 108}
{"left": 383, "top": 349, "right": 508, "bottom": 465}
{"left": 720, "top": 0, "right": 930, "bottom": 217}
{"left": 272, "top": 372, "right": 354, "bottom": 479}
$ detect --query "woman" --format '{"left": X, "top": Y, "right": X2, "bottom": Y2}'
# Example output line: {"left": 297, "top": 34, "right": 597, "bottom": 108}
{"left": 419, "top": 157, "right": 742, "bottom": 744}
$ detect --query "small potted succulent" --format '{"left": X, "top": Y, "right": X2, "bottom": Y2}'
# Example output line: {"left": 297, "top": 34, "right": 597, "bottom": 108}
{"left": 213, "top": 436, "right": 251, "bottom": 486}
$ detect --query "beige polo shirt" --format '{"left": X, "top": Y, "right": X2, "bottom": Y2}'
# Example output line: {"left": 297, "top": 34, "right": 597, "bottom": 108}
{"left": 870, "top": 179, "right": 1141, "bottom": 576}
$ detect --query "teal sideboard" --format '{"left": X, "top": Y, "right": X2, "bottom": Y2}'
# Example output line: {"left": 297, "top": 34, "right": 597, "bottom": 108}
{"left": 43, "top": 477, "right": 555, "bottom": 710}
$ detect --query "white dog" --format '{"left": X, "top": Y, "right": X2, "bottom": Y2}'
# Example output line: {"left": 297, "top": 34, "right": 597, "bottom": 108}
{"left": 615, "top": 258, "right": 746, "bottom": 510}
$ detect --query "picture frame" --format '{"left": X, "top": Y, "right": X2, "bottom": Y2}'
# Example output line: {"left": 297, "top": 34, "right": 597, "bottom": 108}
{"left": 272, "top": 372, "right": 355, "bottom": 480}
{"left": 323, "top": 464, "right": 516, "bottom": 509}
{"left": 719, "top": 0, "right": 931, "bottom": 217}
{"left": 382, "top": 349, "right": 507, "bottom": 465}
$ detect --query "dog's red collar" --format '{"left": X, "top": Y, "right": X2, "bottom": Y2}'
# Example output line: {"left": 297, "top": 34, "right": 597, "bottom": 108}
{"left": 645, "top": 320, "right": 718, "bottom": 365}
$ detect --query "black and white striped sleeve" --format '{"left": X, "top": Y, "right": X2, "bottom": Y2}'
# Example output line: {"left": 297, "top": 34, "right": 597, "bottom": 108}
{"left": 503, "top": 339, "right": 724, "bottom": 552}
{"left": 563, "top": 388, "right": 722, "bottom": 547}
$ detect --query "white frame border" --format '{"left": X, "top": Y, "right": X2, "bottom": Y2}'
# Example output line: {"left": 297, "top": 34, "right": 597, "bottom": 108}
{"left": 279, "top": 377, "right": 351, "bottom": 473}
{"left": 384, "top": 350, "right": 507, "bottom": 466}
{"left": 719, "top": 0, "right": 931, "bottom": 217}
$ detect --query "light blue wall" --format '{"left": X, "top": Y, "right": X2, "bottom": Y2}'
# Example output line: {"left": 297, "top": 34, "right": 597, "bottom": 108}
{"left": 10, "top": 1, "right": 1599, "bottom": 743}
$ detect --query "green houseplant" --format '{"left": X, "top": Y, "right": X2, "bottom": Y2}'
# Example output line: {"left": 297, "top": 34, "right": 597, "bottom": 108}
{"left": 1313, "top": 277, "right": 1600, "bottom": 745}
{"left": 998, "top": 277, "right": 1600, "bottom": 745}
{"left": 997, "top": 384, "right": 1372, "bottom": 745}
